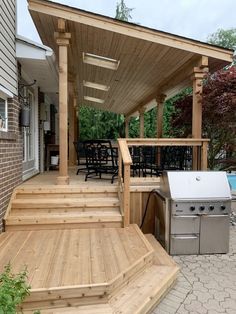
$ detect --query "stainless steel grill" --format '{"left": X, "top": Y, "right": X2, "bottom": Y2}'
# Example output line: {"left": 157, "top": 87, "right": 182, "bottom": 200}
{"left": 154, "top": 171, "right": 231, "bottom": 255}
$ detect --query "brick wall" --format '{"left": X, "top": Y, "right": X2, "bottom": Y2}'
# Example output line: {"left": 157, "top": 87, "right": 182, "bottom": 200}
{"left": 0, "top": 97, "right": 23, "bottom": 232}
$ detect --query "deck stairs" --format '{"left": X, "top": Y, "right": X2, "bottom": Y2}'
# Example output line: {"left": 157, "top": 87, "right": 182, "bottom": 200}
{"left": 2, "top": 185, "right": 179, "bottom": 313}
{"left": 4, "top": 186, "right": 123, "bottom": 231}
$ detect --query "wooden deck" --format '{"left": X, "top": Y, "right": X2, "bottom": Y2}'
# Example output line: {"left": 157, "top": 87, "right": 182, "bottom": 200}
{"left": 1, "top": 171, "right": 179, "bottom": 313}
{"left": 0, "top": 225, "right": 178, "bottom": 313}
{"left": 20, "top": 167, "right": 160, "bottom": 189}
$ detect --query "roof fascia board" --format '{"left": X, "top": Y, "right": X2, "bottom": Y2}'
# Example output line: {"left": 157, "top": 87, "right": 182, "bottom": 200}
{"left": 16, "top": 34, "right": 53, "bottom": 54}
{"left": 28, "top": 0, "right": 233, "bottom": 62}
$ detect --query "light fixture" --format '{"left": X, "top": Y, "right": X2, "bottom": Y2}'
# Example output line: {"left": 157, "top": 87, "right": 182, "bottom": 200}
{"left": 83, "top": 80, "right": 110, "bottom": 91}
{"left": 84, "top": 96, "right": 105, "bottom": 104}
{"left": 83, "top": 52, "right": 120, "bottom": 70}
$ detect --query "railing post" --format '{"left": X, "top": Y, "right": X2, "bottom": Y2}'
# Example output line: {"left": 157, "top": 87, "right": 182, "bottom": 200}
{"left": 118, "top": 148, "right": 122, "bottom": 181}
{"left": 123, "top": 164, "right": 130, "bottom": 227}
{"left": 201, "top": 141, "right": 208, "bottom": 170}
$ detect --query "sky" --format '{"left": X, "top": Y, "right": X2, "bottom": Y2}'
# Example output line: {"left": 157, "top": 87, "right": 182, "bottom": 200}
{"left": 17, "top": 0, "right": 236, "bottom": 44}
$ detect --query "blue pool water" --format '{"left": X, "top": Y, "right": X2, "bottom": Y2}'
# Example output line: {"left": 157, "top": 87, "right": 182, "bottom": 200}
{"left": 227, "top": 175, "right": 236, "bottom": 190}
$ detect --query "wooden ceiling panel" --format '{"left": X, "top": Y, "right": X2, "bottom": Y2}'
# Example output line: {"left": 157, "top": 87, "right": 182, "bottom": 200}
{"left": 29, "top": 1, "right": 233, "bottom": 114}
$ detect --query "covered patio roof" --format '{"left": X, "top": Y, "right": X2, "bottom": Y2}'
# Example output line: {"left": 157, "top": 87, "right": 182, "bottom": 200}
{"left": 28, "top": 0, "right": 233, "bottom": 116}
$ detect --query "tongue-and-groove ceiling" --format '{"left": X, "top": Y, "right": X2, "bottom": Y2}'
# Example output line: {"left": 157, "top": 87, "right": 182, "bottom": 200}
{"left": 28, "top": 0, "right": 233, "bottom": 115}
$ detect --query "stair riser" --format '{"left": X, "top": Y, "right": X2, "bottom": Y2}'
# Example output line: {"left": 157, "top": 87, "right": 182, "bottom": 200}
{"left": 20, "top": 295, "right": 108, "bottom": 311}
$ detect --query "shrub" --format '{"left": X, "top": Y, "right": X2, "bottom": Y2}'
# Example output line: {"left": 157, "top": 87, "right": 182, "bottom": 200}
{"left": 0, "top": 263, "right": 30, "bottom": 314}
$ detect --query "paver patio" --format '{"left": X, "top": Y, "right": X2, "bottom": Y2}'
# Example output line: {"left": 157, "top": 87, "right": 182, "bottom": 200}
{"left": 153, "top": 222, "right": 236, "bottom": 314}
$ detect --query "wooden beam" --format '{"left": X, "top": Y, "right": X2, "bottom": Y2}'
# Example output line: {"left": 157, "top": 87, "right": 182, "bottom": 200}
{"left": 139, "top": 107, "right": 145, "bottom": 138}
{"left": 125, "top": 116, "right": 130, "bottom": 138}
{"left": 55, "top": 32, "right": 70, "bottom": 185}
{"left": 126, "top": 56, "right": 206, "bottom": 118}
{"left": 159, "top": 56, "right": 207, "bottom": 94}
{"left": 58, "top": 18, "right": 66, "bottom": 32}
{"left": 156, "top": 94, "right": 166, "bottom": 138}
{"left": 28, "top": 0, "right": 233, "bottom": 62}
{"left": 127, "top": 94, "right": 154, "bottom": 117}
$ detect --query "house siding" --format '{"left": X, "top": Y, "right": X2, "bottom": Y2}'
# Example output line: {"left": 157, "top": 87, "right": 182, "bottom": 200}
{"left": 0, "top": 0, "right": 22, "bottom": 232}
{"left": 0, "top": 0, "right": 17, "bottom": 95}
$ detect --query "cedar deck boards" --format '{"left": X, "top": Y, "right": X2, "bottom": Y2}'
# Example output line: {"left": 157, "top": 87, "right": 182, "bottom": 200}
{"left": 4, "top": 185, "right": 123, "bottom": 230}
{"left": 13, "top": 227, "right": 178, "bottom": 313}
{"left": 2, "top": 179, "right": 178, "bottom": 313}
{"left": 0, "top": 226, "right": 152, "bottom": 290}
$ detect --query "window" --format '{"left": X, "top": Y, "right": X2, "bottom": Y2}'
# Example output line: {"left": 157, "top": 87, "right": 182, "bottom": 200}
{"left": 0, "top": 96, "right": 8, "bottom": 132}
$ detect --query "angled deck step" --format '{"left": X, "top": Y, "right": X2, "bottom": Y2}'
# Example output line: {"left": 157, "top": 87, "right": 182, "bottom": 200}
{"left": 20, "top": 228, "right": 178, "bottom": 314}
{"left": 23, "top": 304, "right": 113, "bottom": 313}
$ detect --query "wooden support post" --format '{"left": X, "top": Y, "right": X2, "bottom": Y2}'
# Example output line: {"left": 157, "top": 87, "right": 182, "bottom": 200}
{"left": 191, "top": 70, "right": 205, "bottom": 170}
{"left": 55, "top": 21, "right": 71, "bottom": 185}
{"left": 68, "top": 96, "right": 77, "bottom": 166}
{"left": 123, "top": 164, "right": 130, "bottom": 227}
{"left": 125, "top": 116, "right": 130, "bottom": 138}
{"left": 156, "top": 94, "right": 166, "bottom": 138}
{"left": 76, "top": 103, "right": 79, "bottom": 141}
{"left": 191, "top": 57, "right": 209, "bottom": 170}
{"left": 156, "top": 94, "right": 166, "bottom": 166}
{"left": 139, "top": 107, "right": 145, "bottom": 138}
{"left": 201, "top": 141, "right": 208, "bottom": 170}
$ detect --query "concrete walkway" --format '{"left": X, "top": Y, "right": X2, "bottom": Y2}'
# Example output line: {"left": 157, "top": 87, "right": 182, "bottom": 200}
{"left": 153, "top": 225, "right": 236, "bottom": 314}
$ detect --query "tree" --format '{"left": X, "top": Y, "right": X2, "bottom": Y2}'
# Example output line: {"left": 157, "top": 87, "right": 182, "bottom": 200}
{"left": 115, "top": 0, "right": 133, "bottom": 22}
{"left": 79, "top": 106, "right": 124, "bottom": 140}
{"left": 207, "top": 28, "right": 236, "bottom": 49}
{"left": 169, "top": 66, "right": 236, "bottom": 169}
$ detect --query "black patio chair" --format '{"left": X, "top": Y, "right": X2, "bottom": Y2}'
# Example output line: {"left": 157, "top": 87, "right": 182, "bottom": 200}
{"left": 73, "top": 141, "right": 87, "bottom": 175}
{"left": 129, "top": 146, "right": 144, "bottom": 177}
{"left": 160, "top": 146, "right": 192, "bottom": 171}
{"left": 83, "top": 139, "right": 118, "bottom": 183}
{"left": 142, "top": 146, "right": 162, "bottom": 177}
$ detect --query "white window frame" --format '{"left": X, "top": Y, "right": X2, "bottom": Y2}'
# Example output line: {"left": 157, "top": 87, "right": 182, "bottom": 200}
{"left": 0, "top": 92, "right": 8, "bottom": 132}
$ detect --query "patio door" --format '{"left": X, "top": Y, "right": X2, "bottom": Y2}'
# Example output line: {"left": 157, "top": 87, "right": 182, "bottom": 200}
{"left": 22, "top": 90, "right": 38, "bottom": 180}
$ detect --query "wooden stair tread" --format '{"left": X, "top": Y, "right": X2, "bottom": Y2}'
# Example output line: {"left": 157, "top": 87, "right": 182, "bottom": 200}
{"left": 23, "top": 304, "right": 113, "bottom": 313}
{"left": 12, "top": 197, "right": 120, "bottom": 208}
{"left": 8, "top": 210, "right": 122, "bottom": 218}
{"left": 110, "top": 264, "right": 178, "bottom": 314}
{"left": 16, "top": 185, "right": 118, "bottom": 194}
{"left": 6, "top": 212, "right": 123, "bottom": 224}
{"left": 145, "top": 234, "right": 178, "bottom": 267}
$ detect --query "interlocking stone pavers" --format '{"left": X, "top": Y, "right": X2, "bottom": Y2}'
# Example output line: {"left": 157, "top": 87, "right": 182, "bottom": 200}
{"left": 152, "top": 224, "right": 236, "bottom": 314}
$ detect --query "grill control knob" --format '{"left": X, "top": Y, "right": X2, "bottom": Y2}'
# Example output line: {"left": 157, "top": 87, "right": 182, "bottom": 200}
{"left": 190, "top": 206, "right": 195, "bottom": 211}
{"left": 221, "top": 205, "right": 226, "bottom": 211}
{"left": 199, "top": 206, "right": 205, "bottom": 211}
{"left": 209, "top": 205, "right": 214, "bottom": 211}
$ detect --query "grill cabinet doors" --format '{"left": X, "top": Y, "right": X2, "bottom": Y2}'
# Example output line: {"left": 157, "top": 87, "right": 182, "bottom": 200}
{"left": 200, "top": 214, "right": 229, "bottom": 254}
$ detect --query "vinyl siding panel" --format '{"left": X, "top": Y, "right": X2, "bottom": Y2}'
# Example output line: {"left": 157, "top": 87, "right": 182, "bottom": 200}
{"left": 0, "top": 0, "right": 17, "bottom": 95}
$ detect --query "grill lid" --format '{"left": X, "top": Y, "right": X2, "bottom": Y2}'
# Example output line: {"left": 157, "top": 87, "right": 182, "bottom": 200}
{"left": 160, "top": 171, "right": 231, "bottom": 200}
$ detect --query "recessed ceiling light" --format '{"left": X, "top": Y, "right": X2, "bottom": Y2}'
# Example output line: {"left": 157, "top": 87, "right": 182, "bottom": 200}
{"left": 84, "top": 96, "right": 105, "bottom": 104}
{"left": 83, "top": 80, "right": 110, "bottom": 91}
{"left": 83, "top": 52, "right": 120, "bottom": 70}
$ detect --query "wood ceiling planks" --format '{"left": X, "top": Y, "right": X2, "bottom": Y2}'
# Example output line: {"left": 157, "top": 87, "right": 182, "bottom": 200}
{"left": 29, "top": 5, "right": 232, "bottom": 115}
